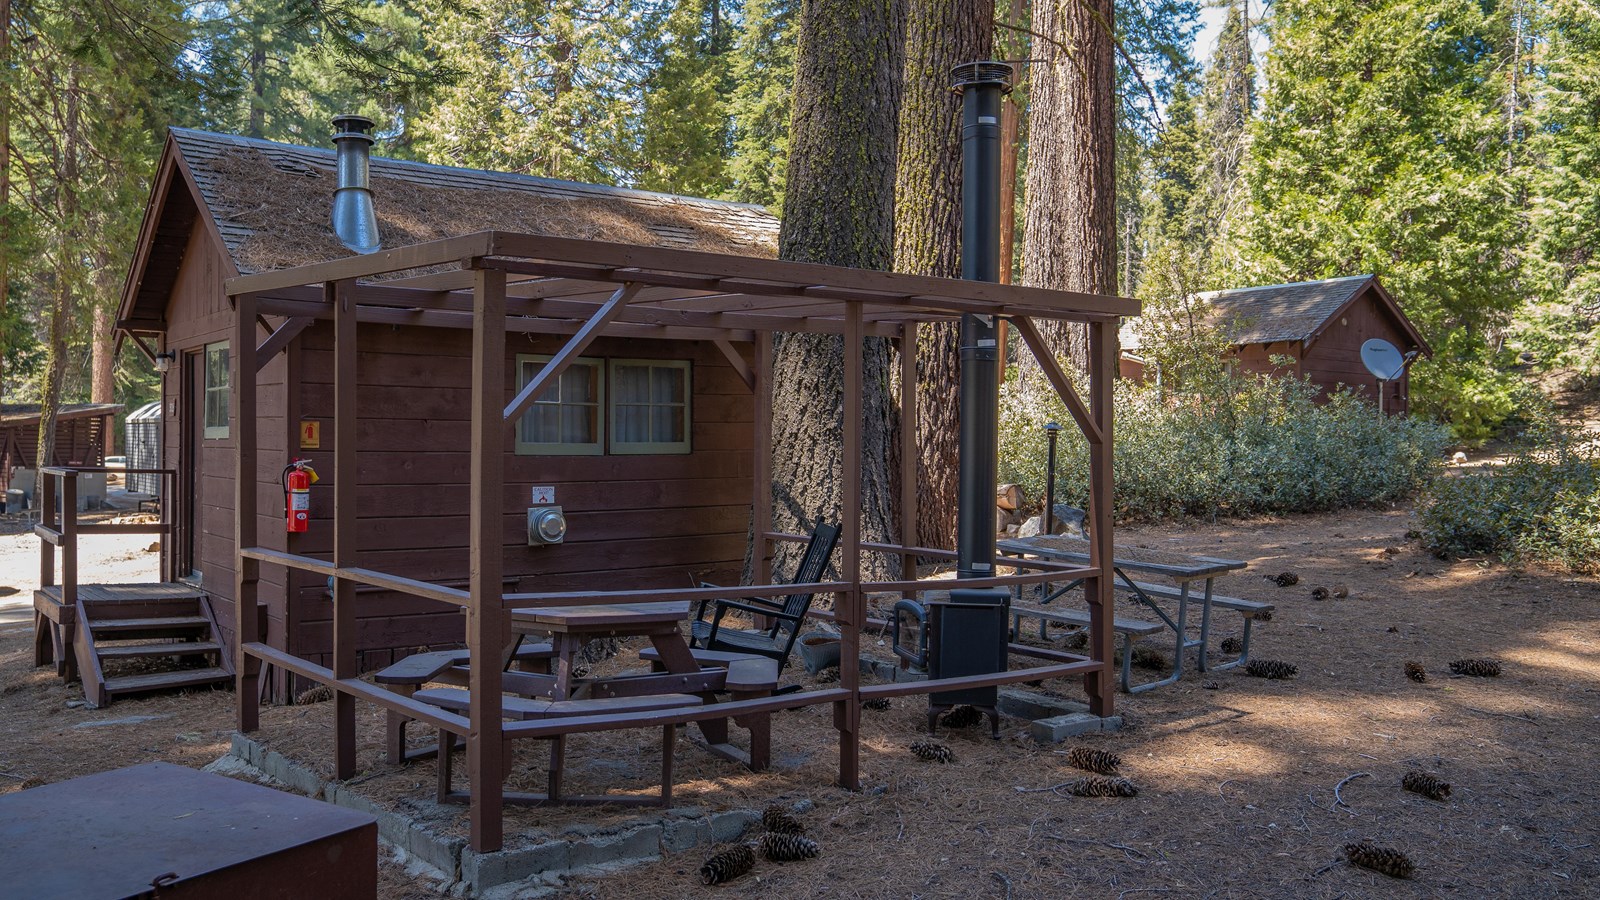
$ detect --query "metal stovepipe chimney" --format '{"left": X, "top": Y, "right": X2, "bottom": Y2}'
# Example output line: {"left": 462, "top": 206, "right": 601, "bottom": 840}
{"left": 952, "top": 61, "right": 1012, "bottom": 580}
{"left": 331, "top": 114, "right": 381, "bottom": 254}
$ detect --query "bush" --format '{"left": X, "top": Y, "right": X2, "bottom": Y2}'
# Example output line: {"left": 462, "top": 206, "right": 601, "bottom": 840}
{"left": 999, "top": 372, "right": 1450, "bottom": 522}
{"left": 1418, "top": 441, "right": 1600, "bottom": 570}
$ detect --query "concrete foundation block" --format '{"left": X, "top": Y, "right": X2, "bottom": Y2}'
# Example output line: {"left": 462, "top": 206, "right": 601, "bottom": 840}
{"left": 462, "top": 842, "right": 571, "bottom": 889}
{"left": 1029, "top": 712, "right": 1123, "bottom": 743}
{"left": 709, "top": 809, "right": 758, "bottom": 842}
{"left": 998, "top": 689, "right": 1087, "bottom": 721}
{"left": 566, "top": 825, "right": 662, "bottom": 870}
{"left": 661, "top": 817, "right": 711, "bottom": 853}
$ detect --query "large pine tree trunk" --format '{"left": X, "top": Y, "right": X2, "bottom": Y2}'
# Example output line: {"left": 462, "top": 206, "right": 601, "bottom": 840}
{"left": 893, "top": 0, "right": 993, "bottom": 551}
{"left": 1021, "top": 0, "right": 1117, "bottom": 370}
{"left": 770, "top": 0, "right": 904, "bottom": 581}
{"left": 36, "top": 60, "right": 82, "bottom": 470}
{"left": 91, "top": 301, "right": 113, "bottom": 403}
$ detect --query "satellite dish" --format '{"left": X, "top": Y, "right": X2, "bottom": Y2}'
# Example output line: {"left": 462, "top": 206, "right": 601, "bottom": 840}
{"left": 1361, "top": 339, "right": 1407, "bottom": 382}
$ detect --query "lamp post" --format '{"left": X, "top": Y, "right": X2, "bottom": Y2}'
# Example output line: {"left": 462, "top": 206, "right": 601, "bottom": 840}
{"left": 1043, "top": 421, "right": 1061, "bottom": 535}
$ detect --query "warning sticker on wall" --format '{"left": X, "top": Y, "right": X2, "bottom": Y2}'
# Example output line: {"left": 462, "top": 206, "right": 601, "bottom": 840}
{"left": 300, "top": 421, "right": 321, "bottom": 449}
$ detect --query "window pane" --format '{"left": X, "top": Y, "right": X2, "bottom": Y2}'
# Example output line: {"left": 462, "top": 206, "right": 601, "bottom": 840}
{"left": 652, "top": 366, "right": 683, "bottom": 403}
{"left": 613, "top": 364, "right": 648, "bottom": 403}
{"left": 653, "top": 406, "right": 685, "bottom": 443}
{"left": 560, "top": 405, "right": 595, "bottom": 443}
{"left": 615, "top": 404, "right": 649, "bottom": 443}
{"left": 561, "top": 365, "right": 596, "bottom": 404}
{"left": 526, "top": 405, "right": 559, "bottom": 442}
{"left": 207, "top": 346, "right": 229, "bottom": 389}
{"left": 204, "top": 389, "right": 225, "bottom": 429}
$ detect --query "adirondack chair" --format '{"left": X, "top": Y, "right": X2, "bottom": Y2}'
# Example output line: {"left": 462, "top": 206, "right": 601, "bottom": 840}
{"left": 689, "top": 522, "right": 841, "bottom": 669}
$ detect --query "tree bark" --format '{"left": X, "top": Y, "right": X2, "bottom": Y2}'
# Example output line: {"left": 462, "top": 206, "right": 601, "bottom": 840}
{"left": 893, "top": 0, "right": 993, "bottom": 551}
{"left": 37, "top": 57, "right": 81, "bottom": 469}
{"left": 1020, "top": 0, "right": 1117, "bottom": 371}
{"left": 91, "top": 301, "right": 113, "bottom": 403}
{"left": 769, "top": 0, "right": 904, "bottom": 581}
{"left": 0, "top": 0, "right": 9, "bottom": 404}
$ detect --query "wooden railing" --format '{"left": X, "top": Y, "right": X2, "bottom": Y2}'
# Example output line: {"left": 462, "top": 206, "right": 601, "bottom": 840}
{"left": 36, "top": 466, "right": 177, "bottom": 608}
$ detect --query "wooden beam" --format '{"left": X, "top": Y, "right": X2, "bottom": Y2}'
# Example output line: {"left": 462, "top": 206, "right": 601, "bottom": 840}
{"left": 468, "top": 266, "right": 508, "bottom": 853}
{"left": 1012, "top": 316, "right": 1104, "bottom": 445}
{"left": 332, "top": 279, "right": 358, "bottom": 780}
{"left": 224, "top": 232, "right": 497, "bottom": 296}
{"left": 502, "top": 282, "right": 641, "bottom": 423}
{"left": 1085, "top": 319, "right": 1116, "bottom": 718}
{"left": 233, "top": 285, "right": 261, "bottom": 733}
{"left": 254, "top": 316, "right": 314, "bottom": 372}
{"left": 713, "top": 339, "right": 754, "bottom": 391}
{"left": 126, "top": 332, "right": 159, "bottom": 365}
{"left": 752, "top": 333, "right": 774, "bottom": 585}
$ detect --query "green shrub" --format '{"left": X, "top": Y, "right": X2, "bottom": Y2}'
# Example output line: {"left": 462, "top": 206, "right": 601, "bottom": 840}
{"left": 999, "top": 372, "right": 1450, "bottom": 522}
{"left": 1418, "top": 441, "right": 1600, "bottom": 570}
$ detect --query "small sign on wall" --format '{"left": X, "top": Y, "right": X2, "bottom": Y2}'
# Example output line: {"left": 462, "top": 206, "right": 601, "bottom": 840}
{"left": 530, "top": 485, "right": 555, "bottom": 505}
{"left": 299, "top": 420, "right": 321, "bottom": 449}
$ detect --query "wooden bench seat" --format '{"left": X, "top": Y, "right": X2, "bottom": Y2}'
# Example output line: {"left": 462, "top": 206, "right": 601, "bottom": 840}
{"left": 637, "top": 646, "right": 764, "bottom": 667}
{"left": 376, "top": 644, "right": 554, "bottom": 764}
{"left": 410, "top": 688, "right": 703, "bottom": 807}
{"left": 1122, "top": 581, "right": 1273, "bottom": 671}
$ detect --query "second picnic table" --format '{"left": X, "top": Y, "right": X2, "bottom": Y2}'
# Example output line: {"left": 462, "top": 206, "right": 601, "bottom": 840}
{"left": 996, "top": 535, "right": 1250, "bottom": 692}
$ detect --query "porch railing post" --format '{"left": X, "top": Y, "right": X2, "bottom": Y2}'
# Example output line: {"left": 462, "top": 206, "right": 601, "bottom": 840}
{"left": 468, "top": 265, "right": 508, "bottom": 852}
{"left": 837, "top": 301, "right": 863, "bottom": 790}
{"left": 235, "top": 288, "right": 262, "bottom": 732}
{"left": 1084, "top": 319, "right": 1116, "bottom": 717}
{"left": 332, "top": 279, "right": 359, "bottom": 778}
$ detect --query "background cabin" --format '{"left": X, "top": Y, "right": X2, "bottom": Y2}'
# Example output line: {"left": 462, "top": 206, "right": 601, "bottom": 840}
{"left": 1122, "top": 275, "right": 1431, "bottom": 414}
{"left": 114, "top": 127, "right": 779, "bottom": 697}
{"left": 2, "top": 403, "right": 122, "bottom": 495}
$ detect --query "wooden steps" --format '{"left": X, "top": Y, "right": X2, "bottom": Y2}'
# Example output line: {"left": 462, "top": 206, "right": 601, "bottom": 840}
{"left": 67, "top": 590, "right": 234, "bottom": 708}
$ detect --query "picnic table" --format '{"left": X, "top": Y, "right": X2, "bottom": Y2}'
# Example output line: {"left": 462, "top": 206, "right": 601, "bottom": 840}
{"left": 508, "top": 601, "right": 774, "bottom": 770}
{"left": 997, "top": 535, "right": 1249, "bottom": 692}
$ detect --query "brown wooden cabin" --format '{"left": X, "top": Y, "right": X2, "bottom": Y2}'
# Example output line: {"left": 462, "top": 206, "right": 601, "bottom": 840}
{"left": 1122, "top": 275, "right": 1431, "bottom": 413}
{"left": 2, "top": 403, "right": 121, "bottom": 493}
{"left": 113, "top": 128, "right": 780, "bottom": 699}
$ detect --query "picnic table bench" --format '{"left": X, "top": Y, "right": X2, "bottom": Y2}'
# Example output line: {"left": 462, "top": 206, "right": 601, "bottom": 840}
{"left": 1009, "top": 604, "right": 1165, "bottom": 693}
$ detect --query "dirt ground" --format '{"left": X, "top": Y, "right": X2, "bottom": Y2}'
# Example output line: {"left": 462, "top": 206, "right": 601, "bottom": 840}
{"left": 1, "top": 503, "right": 1597, "bottom": 898}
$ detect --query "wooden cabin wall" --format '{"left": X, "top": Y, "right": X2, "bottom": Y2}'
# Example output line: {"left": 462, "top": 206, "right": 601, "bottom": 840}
{"left": 1231, "top": 342, "right": 1302, "bottom": 380}
{"left": 1300, "top": 292, "right": 1414, "bottom": 415}
{"left": 0, "top": 413, "right": 112, "bottom": 491}
{"left": 286, "top": 322, "right": 755, "bottom": 670}
{"left": 159, "top": 224, "right": 292, "bottom": 661}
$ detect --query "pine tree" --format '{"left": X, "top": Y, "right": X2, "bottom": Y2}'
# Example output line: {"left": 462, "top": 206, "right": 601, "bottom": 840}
{"left": 724, "top": 0, "right": 796, "bottom": 208}
{"left": 634, "top": 1, "right": 734, "bottom": 197}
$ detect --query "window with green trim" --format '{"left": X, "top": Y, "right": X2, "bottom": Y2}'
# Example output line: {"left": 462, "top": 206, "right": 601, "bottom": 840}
{"left": 514, "top": 355, "right": 604, "bottom": 455}
{"left": 203, "top": 342, "right": 230, "bottom": 439}
{"left": 608, "top": 359, "right": 691, "bottom": 455}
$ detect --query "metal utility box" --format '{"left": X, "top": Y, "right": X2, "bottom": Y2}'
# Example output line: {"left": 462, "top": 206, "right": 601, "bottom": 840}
{"left": 928, "top": 587, "right": 1009, "bottom": 725}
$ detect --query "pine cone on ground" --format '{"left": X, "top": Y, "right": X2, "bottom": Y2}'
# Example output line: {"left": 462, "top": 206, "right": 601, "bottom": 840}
{"left": 814, "top": 666, "right": 841, "bottom": 684}
{"left": 1344, "top": 841, "right": 1415, "bottom": 879}
{"left": 1064, "top": 746, "right": 1120, "bottom": 775}
{"left": 1404, "top": 661, "right": 1427, "bottom": 683}
{"left": 571, "top": 663, "right": 591, "bottom": 679}
{"left": 1219, "top": 636, "right": 1244, "bottom": 655}
{"left": 1061, "top": 630, "right": 1089, "bottom": 650}
{"left": 940, "top": 705, "right": 984, "bottom": 728}
{"left": 295, "top": 684, "right": 333, "bottom": 705}
{"left": 1244, "top": 659, "right": 1298, "bottom": 680}
{"left": 910, "top": 741, "right": 955, "bottom": 764}
{"left": 1450, "top": 658, "right": 1502, "bottom": 677}
{"left": 1251, "top": 608, "right": 1273, "bottom": 622}
{"left": 1311, "top": 586, "right": 1331, "bottom": 601}
{"left": 699, "top": 844, "right": 755, "bottom": 885}
{"left": 1268, "top": 571, "right": 1300, "bottom": 587}
{"left": 1401, "top": 771, "right": 1451, "bottom": 801}
{"left": 758, "top": 832, "right": 821, "bottom": 862}
{"left": 762, "top": 804, "right": 805, "bottom": 835}
{"left": 1065, "top": 776, "right": 1138, "bottom": 798}
{"left": 1131, "top": 646, "right": 1169, "bottom": 671}
{"left": 1331, "top": 584, "right": 1350, "bottom": 598}
{"left": 862, "top": 697, "right": 890, "bottom": 711}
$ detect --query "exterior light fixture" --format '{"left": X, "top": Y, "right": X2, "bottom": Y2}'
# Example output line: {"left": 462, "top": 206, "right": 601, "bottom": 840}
{"left": 154, "top": 351, "right": 176, "bottom": 373}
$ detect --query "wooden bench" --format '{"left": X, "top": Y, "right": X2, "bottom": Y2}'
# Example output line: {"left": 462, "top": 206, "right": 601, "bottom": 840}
{"left": 1010, "top": 604, "right": 1164, "bottom": 693}
{"left": 636, "top": 648, "right": 780, "bottom": 769}
{"left": 1122, "top": 581, "right": 1274, "bottom": 671}
{"left": 375, "top": 644, "right": 555, "bottom": 764}
{"left": 412, "top": 687, "right": 702, "bottom": 806}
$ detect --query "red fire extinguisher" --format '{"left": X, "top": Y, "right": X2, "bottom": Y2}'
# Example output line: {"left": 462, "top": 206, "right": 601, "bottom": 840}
{"left": 282, "top": 459, "right": 318, "bottom": 533}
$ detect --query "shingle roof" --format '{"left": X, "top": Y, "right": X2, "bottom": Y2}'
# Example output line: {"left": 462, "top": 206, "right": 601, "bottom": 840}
{"left": 1202, "top": 275, "right": 1374, "bottom": 345}
{"left": 168, "top": 128, "right": 780, "bottom": 276}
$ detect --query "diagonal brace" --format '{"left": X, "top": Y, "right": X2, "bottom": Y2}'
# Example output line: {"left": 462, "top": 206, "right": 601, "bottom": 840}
{"left": 712, "top": 338, "right": 755, "bottom": 391}
{"left": 502, "top": 282, "right": 641, "bottom": 422}
{"left": 255, "top": 316, "right": 315, "bottom": 372}
{"left": 1012, "top": 315, "right": 1105, "bottom": 445}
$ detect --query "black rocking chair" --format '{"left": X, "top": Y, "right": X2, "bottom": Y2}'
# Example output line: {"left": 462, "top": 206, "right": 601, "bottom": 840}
{"left": 689, "top": 522, "right": 841, "bottom": 669}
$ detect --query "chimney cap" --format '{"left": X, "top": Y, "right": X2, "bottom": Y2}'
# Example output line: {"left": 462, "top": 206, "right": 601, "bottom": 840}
{"left": 950, "top": 61, "right": 1014, "bottom": 93}
{"left": 332, "top": 114, "right": 376, "bottom": 143}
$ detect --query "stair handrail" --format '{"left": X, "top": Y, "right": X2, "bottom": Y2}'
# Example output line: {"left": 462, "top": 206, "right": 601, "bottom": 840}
{"left": 36, "top": 466, "right": 180, "bottom": 607}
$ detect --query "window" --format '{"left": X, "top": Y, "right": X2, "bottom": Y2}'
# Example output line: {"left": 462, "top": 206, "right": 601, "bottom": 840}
{"left": 609, "top": 359, "right": 690, "bottom": 455}
{"left": 203, "top": 342, "right": 229, "bottom": 439}
{"left": 515, "top": 355, "right": 604, "bottom": 455}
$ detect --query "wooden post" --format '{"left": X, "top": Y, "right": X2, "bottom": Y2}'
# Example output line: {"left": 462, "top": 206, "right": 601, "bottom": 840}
{"left": 752, "top": 332, "right": 774, "bottom": 586}
{"left": 234, "top": 288, "right": 261, "bottom": 732}
{"left": 39, "top": 469, "right": 55, "bottom": 590}
{"left": 468, "top": 266, "right": 507, "bottom": 852}
{"left": 899, "top": 323, "right": 918, "bottom": 586}
{"left": 837, "top": 302, "right": 863, "bottom": 790}
{"left": 332, "top": 279, "right": 358, "bottom": 778}
{"left": 62, "top": 474, "right": 76, "bottom": 609}
{"left": 1084, "top": 319, "right": 1116, "bottom": 717}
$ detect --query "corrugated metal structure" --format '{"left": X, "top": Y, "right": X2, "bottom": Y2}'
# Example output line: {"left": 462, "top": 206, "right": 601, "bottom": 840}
{"left": 125, "top": 402, "right": 163, "bottom": 494}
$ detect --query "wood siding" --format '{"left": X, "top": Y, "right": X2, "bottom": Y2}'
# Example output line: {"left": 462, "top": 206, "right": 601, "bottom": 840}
{"left": 0, "top": 412, "right": 114, "bottom": 491}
